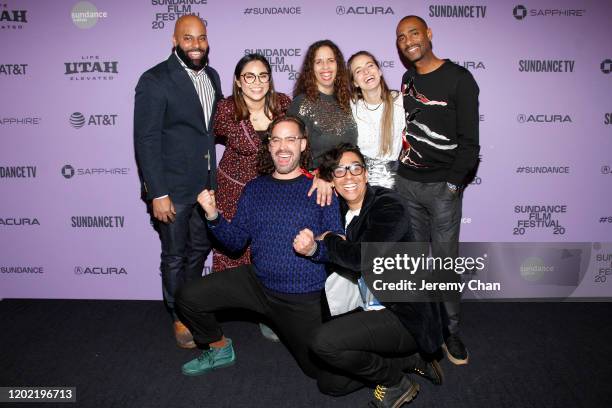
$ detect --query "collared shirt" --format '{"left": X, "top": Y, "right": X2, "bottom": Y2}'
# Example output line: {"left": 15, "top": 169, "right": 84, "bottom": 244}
{"left": 174, "top": 51, "right": 215, "bottom": 129}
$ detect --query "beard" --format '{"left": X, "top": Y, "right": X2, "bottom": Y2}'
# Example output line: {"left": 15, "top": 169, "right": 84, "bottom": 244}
{"left": 175, "top": 44, "right": 208, "bottom": 71}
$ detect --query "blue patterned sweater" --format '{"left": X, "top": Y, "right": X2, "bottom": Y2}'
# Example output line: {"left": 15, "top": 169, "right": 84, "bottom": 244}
{"left": 208, "top": 175, "right": 343, "bottom": 293}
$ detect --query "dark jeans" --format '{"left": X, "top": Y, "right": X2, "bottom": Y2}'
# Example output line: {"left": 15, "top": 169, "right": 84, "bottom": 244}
{"left": 175, "top": 265, "right": 323, "bottom": 378}
{"left": 157, "top": 202, "right": 211, "bottom": 319}
{"left": 313, "top": 309, "right": 418, "bottom": 396}
{"left": 395, "top": 178, "right": 463, "bottom": 335}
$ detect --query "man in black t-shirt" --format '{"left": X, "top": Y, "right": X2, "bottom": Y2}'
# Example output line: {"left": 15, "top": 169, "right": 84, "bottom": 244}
{"left": 395, "top": 15, "right": 480, "bottom": 366}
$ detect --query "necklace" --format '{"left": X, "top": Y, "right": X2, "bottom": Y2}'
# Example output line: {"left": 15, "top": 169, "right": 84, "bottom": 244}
{"left": 364, "top": 101, "right": 383, "bottom": 111}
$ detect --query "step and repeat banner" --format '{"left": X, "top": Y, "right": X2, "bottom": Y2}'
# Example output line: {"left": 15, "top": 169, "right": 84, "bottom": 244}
{"left": 1, "top": 0, "right": 611, "bottom": 300}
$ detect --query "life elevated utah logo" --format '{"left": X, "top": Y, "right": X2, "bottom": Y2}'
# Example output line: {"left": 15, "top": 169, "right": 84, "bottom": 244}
{"left": 69, "top": 112, "right": 117, "bottom": 129}
{"left": 1, "top": 4, "right": 27, "bottom": 29}
{"left": 64, "top": 56, "right": 118, "bottom": 81}
{"left": 513, "top": 4, "right": 585, "bottom": 20}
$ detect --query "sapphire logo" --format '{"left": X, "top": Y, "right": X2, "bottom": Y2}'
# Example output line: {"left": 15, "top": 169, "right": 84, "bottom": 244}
{"left": 601, "top": 59, "right": 612, "bottom": 74}
{"left": 70, "top": 112, "right": 86, "bottom": 129}
{"left": 513, "top": 4, "right": 585, "bottom": 19}
{"left": 513, "top": 5, "right": 527, "bottom": 20}
{"left": 61, "top": 165, "right": 129, "bottom": 179}
{"left": 62, "top": 165, "right": 75, "bottom": 179}
{"left": 0, "top": 117, "right": 41, "bottom": 126}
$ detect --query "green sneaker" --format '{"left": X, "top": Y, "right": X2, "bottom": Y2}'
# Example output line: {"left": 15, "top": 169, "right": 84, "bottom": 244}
{"left": 181, "top": 338, "right": 236, "bottom": 376}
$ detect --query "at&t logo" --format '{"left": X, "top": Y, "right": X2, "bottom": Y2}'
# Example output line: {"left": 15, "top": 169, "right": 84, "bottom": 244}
{"left": 69, "top": 112, "right": 118, "bottom": 129}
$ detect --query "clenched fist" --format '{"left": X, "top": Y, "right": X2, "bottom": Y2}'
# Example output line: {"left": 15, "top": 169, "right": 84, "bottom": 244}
{"left": 293, "top": 228, "right": 316, "bottom": 256}
{"left": 197, "top": 189, "right": 218, "bottom": 219}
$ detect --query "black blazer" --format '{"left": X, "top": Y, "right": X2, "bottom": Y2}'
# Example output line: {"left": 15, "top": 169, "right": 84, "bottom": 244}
{"left": 134, "top": 54, "right": 223, "bottom": 204}
{"left": 322, "top": 185, "right": 445, "bottom": 355}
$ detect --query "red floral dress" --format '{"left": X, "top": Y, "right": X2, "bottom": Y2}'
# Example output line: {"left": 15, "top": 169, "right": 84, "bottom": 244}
{"left": 212, "top": 93, "right": 292, "bottom": 271}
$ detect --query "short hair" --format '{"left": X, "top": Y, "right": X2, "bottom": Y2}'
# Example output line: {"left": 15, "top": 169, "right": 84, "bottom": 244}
{"left": 318, "top": 143, "right": 366, "bottom": 182}
{"left": 398, "top": 15, "right": 428, "bottom": 28}
{"left": 256, "top": 115, "right": 313, "bottom": 175}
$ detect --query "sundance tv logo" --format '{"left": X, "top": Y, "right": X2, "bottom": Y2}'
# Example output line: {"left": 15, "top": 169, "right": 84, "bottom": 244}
{"left": 64, "top": 56, "right": 118, "bottom": 81}
{"left": 336, "top": 5, "right": 394, "bottom": 15}
{"left": 0, "top": 165, "right": 37, "bottom": 178}
{"left": 61, "top": 164, "right": 129, "bottom": 179}
{"left": 74, "top": 266, "right": 127, "bottom": 275}
{"left": 69, "top": 112, "right": 117, "bottom": 129}
{"left": 513, "top": 4, "right": 585, "bottom": 20}
{"left": 429, "top": 5, "right": 487, "bottom": 18}
{"left": 1, "top": 4, "right": 28, "bottom": 30}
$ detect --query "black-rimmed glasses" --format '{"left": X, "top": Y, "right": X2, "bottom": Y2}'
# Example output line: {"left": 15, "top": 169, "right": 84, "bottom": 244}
{"left": 332, "top": 163, "right": 365, "bottom": 178}
{"left": 241, "top": 72, "right": 270, "bottom": 84}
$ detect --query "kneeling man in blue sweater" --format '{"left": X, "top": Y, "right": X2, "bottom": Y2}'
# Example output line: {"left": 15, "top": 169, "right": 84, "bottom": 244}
{"left": 176, "top": 116, "right": 343, "bottom": 378}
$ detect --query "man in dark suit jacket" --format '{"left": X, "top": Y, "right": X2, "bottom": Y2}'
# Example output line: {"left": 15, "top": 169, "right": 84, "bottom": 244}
{"left": 134, "top": 15, "right": 223, "bottom": 348}
{"left": 293, "top": 143, "right": 444, "bottom": 408}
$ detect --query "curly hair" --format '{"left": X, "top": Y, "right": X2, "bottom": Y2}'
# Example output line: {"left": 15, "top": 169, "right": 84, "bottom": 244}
{"left": 232, "top": 53, "right": 282, "bottom": 122}
{"left": 293, "top": 40, "right": 351, "bottom": 112}
{"left": 318, "top": 143, "right": 366, "bottom": 182}
{"left": 257, "top": 116, "right": 313, "bottom": 175}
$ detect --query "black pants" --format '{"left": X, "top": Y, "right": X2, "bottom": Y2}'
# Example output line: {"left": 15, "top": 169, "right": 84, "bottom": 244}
{"left": 176, "top": 265, "right": 323, "bottom": 378}
{"left": 395, "top": 178, "right": 463, "bottom": 334}
{"left": 157, "top": 202, "right": 212, "bottom": 319}
{"left": 312, "top": 309, "right": 418, "bottom": 396}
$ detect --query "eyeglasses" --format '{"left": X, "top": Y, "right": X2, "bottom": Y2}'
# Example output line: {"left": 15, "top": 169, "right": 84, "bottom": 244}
{"left": 268, "top": 136, "right": 303, "bottom": 146}
{"left": 332, "top": 163, "right": 365, "bottom": 178}
{"left": 241, "top": 72, "right": 270, "bottom": 84}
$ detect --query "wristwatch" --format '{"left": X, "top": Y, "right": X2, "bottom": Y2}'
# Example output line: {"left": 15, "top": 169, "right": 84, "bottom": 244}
{"left": 447, "top": 182, "right": 462, "bottom": 193}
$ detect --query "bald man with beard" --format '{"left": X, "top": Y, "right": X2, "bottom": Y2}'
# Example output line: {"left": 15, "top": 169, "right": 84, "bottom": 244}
{"left": 134, "top": 15, "right": 223, "bottom": 348}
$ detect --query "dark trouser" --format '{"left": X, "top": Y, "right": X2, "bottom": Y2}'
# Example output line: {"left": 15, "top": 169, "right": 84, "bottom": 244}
{"left": 395, "top": 178, "right": 463, "bottom": 335}
{"left": 175, "top": 265, "right": 323, "bottom": 378}
{"left": 313, "top": 309, "right": 418, "bottom": 396}
{"left": 157, "top": 202, "right": 211, "bottom": 320}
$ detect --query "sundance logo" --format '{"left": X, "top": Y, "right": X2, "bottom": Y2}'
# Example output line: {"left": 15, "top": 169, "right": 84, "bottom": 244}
{"left": 74, "top": 266, "right": 127, "bottom": 275}
{"left": 517, "top": 114, "right": 572, "bottom": 123}
{"left": 518, "top": 59, "right": 574, "bottom": 73}
{"left": 1, "top": 266, "right": 43, "bottom": 274}
{"left": 69, "top": 112, "right": 117, "bottom": 128}
{"left": 336, "top": 6, "right": 394, "bottom": 15}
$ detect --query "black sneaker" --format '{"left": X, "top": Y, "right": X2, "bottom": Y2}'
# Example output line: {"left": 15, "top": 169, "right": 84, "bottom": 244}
{"left": 402, "top": 353, "right": 444, "bottom": 385}
{"left": 366, "top": 375, "right": 419, "bottom": 408}
{"left": 443, "top": 333, "right": 469, "bottom": 365}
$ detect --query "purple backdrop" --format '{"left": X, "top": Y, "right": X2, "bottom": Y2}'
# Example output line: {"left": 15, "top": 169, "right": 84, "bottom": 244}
{"left": 1, "top": 0, "right": 611, "bottom": 300}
